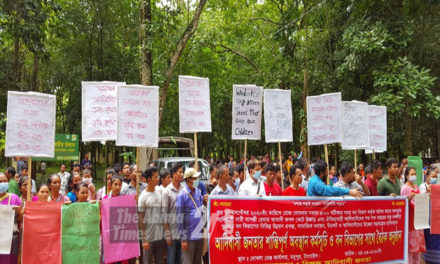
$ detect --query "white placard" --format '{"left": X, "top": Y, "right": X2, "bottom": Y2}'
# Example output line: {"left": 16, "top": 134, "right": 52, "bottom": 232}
{"left": 306, "top": 92, "right": 342, "bottom": 145}
{"left": 0, "top": 205, "right": 15, "bottom": 254}
{"left": 5, "top": 91, "right": 56, "bottom": 157}
{"left": 365, "top": 149, "right": 384, "bottom": 154}
{"left": 82, "top": 81, "right": 126, "bottom": 141}
{"left": 414, "top": 193, "right": 430, "bottom": 230}
{"left": 179, "top": 75, "right": 211, "bottom": 133}
{"left": 116, "top": 85, "right": 159, "bottom": 147}
{"left": 367, "top": 105, "right": 387, "bottom": 151}
{"left": 341, "top": 101, "right": 369, "bottom": 150}
{"left": 264, "top": 89, "right": 293, "bottom": 143}
{"left": 231, "top": 85, "right": 263, "bottom": 140}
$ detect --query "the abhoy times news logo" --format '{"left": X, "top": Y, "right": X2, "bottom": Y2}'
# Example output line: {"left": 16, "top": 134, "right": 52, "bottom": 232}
{"left": 109, "top": 206, "right": 139, "bottom": 243}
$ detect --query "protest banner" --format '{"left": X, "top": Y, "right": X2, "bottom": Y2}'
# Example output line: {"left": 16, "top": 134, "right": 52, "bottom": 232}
{"left": 263, "top": 89, "right": 293, "bottom": 143}
{"left": 367, "top": 105, "right": 387, "bottom": 152}
{"left": 0, "top": 205, "right": 15, "bottom": 254}
{"left": 306, "top": 92, "right": 342, "bottom": 146}
{"left": 33, "top": 134, "right": 79, "bottom": 161}
{"left": 101, "top": 195, "right": 140, "bottom": 263}
{"left": 179, "top": 75, "right": 211, "bottom": 133}
{"left": 5, "top": 91, "right": 56, "bottom": 157}
{"left": 431, "top": 185, "right": 440, "bottom": 234}
{"left": 62, "top": 203, "right": 100, "bottom": 264}
{"left": 81, "top": 81, "right": 125, "bottom": 142}
{"left": 116, "top": 85, "right": 159, "bottom": 147}
{"left": 22, "top": 202, "right": 62, "bottom": 264}
{"left": 414, "top": 193, "right": 430, "bottom": 230}
{"left": 232, "top": 85, "right": 262, "bottom": 140}
{"left": 209, "top": 196, "right": 408, "bottom": 264}
{"left": 341, "top": 101, "right": 369, "bottom": 150}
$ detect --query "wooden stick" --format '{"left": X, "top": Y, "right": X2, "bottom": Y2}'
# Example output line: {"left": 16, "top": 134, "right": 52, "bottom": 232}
{"left": 136, "top": 147, "right": 140, "bottom": 196}
{"left": 354, "top": 149, "right": 358, "bottom": 170}
{"left": 278, "top": 142, "right": 283, "bottom": 189}
{"left": 324, "top": 144, "right": 329, "bottom": 185}
{"left": 244, "top": 139, "right": 248, "bottom": 173}
{"left": 27, "top": 157, "right": 32, "bottom": 201}
{"left": 372, "top": 150, "right": 376, "bottom": 160}
{"left": 194, "top": 132, "right": 198, "bottom": 170}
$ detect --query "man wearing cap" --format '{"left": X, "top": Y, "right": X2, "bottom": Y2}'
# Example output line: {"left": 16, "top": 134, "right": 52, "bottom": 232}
{"left": 176, "top": 168, "right": 204, "bottom": 264}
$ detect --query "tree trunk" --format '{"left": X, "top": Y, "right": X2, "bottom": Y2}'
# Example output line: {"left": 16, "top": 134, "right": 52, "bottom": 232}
{"left": 13, "top": 36, "right": 21, "bottom": 88}
{"left": 31, "top": 53, "right": 39, "bottom": 91}
{"left": 139, "top": 0, "right": 153, "bottom": 85}
{"left": 403, "top": 113, "right": 413, "bottom": 156}
{"left": 158, "top": 0, "right": 208, "bottom": 126}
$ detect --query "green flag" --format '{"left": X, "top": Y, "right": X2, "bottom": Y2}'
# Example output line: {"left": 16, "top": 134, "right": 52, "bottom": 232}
{"left": 62, "top": 203, "right": 100, "bottom": 264}
{"left": 407, "top": 156, "right": 423, "bottom": 186}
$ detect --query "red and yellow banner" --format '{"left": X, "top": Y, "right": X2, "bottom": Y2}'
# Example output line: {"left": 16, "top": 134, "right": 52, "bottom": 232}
{"left": 208, "top": 197, "right": 408, "bottom": 264}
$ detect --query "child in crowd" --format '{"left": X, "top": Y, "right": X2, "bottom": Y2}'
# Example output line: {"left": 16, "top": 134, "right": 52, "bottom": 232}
{"left": 103, "top": 175, "right": 124, "bottom": 199}
{"left": 76, "top": 183, "right": 95, "bottom": 203}
{"left": 82, "top": 169, "right": 96, "bottom": 201}
{"left": 36, "top": 183, "right": 50, "bottom": 202}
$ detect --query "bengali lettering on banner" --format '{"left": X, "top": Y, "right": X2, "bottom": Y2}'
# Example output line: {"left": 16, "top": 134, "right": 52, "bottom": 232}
{"left": 341, "top": 101, "right": 369, "bottom": 150}
{"left": 367, "top": 105, "right": 387, "bottom": 152}
{"left": 22, "top": 202, "right": 62, "bottom": 264}
{"left": 232, "top": 85, "right": 263, "bottom": 140}
{"left": 0, "top": 205, "right": 15, "bottom": 254}
{"left": 209, "top": 197, "right": 408, "bottom": 264}
{"left": 264, "top": 89, "right": 293, "bottom": 143}
{"left": 179, "top": 75, "right": 212, "bottom": 133}
{"left": 5, "top": 91, "right": 56, "bottom": 157}
{"left": 306, "top": 92, "right": 342, "bottom": 145}
{"left": 82, "top": 81, "right": 126, "bottom": 141}
{"left": 101, "top": 195, "right": 140, "bottom": 263}
{"left": 62, "top": 203, "right": 100, "bottom": 264}
{"left": 116, "top": 85, "right": 159, "bottom": 147}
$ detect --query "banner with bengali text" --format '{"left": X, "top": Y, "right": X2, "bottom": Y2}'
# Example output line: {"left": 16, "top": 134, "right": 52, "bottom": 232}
{"left": 208, "top": 196, "right": 408, "bottom": 264}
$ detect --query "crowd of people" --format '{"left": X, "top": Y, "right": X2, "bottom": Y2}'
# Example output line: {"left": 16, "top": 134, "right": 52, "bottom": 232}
{"left": 1, "top": 153, "right": 439, "bottom": 264}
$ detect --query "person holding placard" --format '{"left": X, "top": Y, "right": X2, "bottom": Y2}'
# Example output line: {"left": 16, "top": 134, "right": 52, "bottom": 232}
{"left": 238, "top": 160, "right": 266, "bottom": 196}
{"left": 307, "top": 160, "right": 362, "bottom": 198}
{"left": 0, "top": 172, "right": 22, "bottom": 264}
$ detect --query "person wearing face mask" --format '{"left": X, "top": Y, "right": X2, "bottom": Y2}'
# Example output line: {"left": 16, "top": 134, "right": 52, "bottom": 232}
{"left": 420, "top": 167, "right": 438, "bottom": 194}
{"left": 238, "top": 160, "right": 266, "bottom": 196}
{"left": 229, "top": 168, "right": 241, "bottom": 194}
{"left": 401, "top": 167, "right": 425, "bottom": 263}
{"left": 334, "top": 162, "right": 370, "bottom": 196}
{"left": 81, "top": 169, "right": 96, "bottom": 201}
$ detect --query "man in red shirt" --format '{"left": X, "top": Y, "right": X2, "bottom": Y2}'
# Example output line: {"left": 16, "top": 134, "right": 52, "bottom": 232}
{"left": 263, "top": 164, "right": 282, "bottom": 196}
{"left": 282, "top": 165, "right": 306, "bottom": 196}
{"left": 364, "top": 160, "right": 382, "bottom": 196}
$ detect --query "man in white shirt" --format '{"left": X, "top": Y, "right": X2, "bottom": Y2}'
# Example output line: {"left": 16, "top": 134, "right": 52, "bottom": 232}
{"left": 211, "top": 166, "right": 235, "bottom": 196}
{"left": 57, "top": 164, "right": 71, "bottom": 195}
{"left": 238, "top": 160, "right": 266, "bottom": 196}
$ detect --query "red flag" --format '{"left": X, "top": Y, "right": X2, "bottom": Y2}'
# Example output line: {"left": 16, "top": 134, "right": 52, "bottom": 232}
{"left": 431, "top": 185, "right": 440, "bottom": 234}
{"left": 22, "top": 202, "right": 62, "bottom": 264}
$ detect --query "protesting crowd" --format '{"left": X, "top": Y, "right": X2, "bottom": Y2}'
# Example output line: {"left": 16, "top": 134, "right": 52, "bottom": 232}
{"left": 1, "top": 152, "right": 439, "bottom": 264}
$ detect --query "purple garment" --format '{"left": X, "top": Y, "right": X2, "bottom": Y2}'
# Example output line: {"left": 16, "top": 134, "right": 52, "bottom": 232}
{"left": 0, "top": 193, "right": 21, "bottom": 264}
{"left": 176, "top": 184, "right": 203, "bottom": 241}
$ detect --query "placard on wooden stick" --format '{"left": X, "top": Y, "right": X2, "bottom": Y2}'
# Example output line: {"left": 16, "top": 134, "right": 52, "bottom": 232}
{"left": 341, "top": 101, "right": 369, "bottom": 150}
{"left": 263, "top": 89, "right": 293, "bottom": 143}
{"left": 232, "top": 85, "right": 263, "bottom": 140}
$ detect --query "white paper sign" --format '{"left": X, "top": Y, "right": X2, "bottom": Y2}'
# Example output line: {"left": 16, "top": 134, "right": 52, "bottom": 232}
{"left": 116, "top": 85, "right": 159, "bottom": 147}
{"left": 0, "top": 205, "right": 15, "bottom": 254}
{"left": 306, "top": 92, "right": 342, "bottom": 145}
{"left": 367, "top": 105, "right": 387, "bottom": 151}
{"left": 82, "top": 81, "right": 126, "bottom": 141}
{"left": 231, "top": 85, "right": 263, "bottom": 140}
{"left": 365, "top": 149, "right": 384, "bottom": 154}
{"left": 179, "top": 75, "right": 211, "bottom": 133}
{"left": 341, "top": 101, "right": 369, "bottom": 150}
{"left": 414, "top": 193, "right": 430, "bottom": 230}
{"left": 5, "top": 91, "right": 56, "bottom": 157}
{"left": 264, "top": 89, "right": 293, "bottom": 143}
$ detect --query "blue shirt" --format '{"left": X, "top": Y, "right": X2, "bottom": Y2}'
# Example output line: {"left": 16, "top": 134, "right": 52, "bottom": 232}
{"left": 67, "top": 191, "right": 77, "bottom": 203}
{"left": 306, "top": 175, "right": 349, "bottom": 196}
{"left": 197, "top": 181, "right": 207, "bottom": 196}
{"left": 176, "top": 184, "right": 204, "bottom": 241}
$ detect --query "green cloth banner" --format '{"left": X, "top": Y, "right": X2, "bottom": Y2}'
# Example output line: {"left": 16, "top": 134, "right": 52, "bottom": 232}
{"left": 408, "top": 156, "right": 423, "bottom": 186}
{"left": 62, "top": 203, "right": 100, "bottom": 264}
{"left": 34, "top": 134, "right": 79, "bottom": 161}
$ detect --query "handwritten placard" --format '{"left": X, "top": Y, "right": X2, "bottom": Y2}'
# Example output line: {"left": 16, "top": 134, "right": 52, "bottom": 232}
{"left": 0, "top": 205, "right": 15, "bottom": 254}
{"left": 82, "top": 81, "right": 125, "bottom": 141}
{"left": 116, "top": 85, "right": 159, "bottom": 147}
{"left": 5, "top": 91, "right": 56, "bottom": 157}
{"left": 263, "top": 89, "right": 293, "bottom": 143}
{"left": 306, "top": 92, "right": 342, "bottom": 145}
{"left": 231, "top": 85, "right": 262, "bottom": 140}
{"left": 367, "top": 105, "right": 387, "bottom": 151}
{"left": 341, "top": 101, "right": 369, "bottom": 150}
{"left": 179, "top": 75, "right": 211, "bottom": 133}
